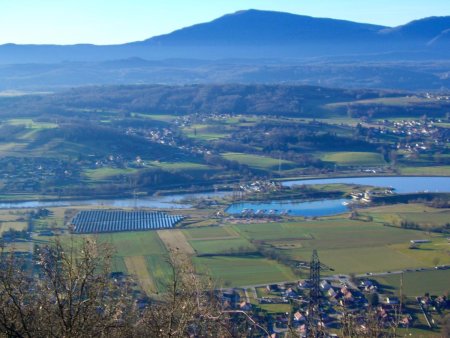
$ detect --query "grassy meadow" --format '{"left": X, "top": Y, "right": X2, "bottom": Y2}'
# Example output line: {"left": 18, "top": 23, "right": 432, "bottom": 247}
{"left": 320, "top": 151, "right": 386, "bottom": 166}
{"left": 222, "top": 152, "right": 295, "bottom": 170}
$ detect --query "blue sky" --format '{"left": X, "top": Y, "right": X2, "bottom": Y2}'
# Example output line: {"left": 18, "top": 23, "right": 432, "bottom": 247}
{"left": 1, "top": 0, "right": 449, "bottom": 44}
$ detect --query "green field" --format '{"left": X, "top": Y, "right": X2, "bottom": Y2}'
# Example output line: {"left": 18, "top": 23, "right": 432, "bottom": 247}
{"left": 320, "top": 151, "right": 386, "bottom": 166}
{"left": 7, "top": 118, "right": 58, "bottom": 129}
{"left": 363, "top": 204, "right": 450, "bottom": 227}
{"left": 0, "top": 221, "right": 28, "bottom": 235}
{"left": 400, "top": 165, "right": 450, "bottom": 176}
{"left": 194, "top": 255, "right": 297, "bottom": 286}
{"left": 222, "top": 152, "right": 295, "bottom": 170}
{"left": 234, "top": 222, "right": 311, "bottom": 241}
{"left": 85, "top": 167, "right": 138, "bottom": 180}
{"left": 326, "top": 96, "right": 437, "bottom": 108}
{"left": 145, "top": 254, "right": 173, "bottom": 292}
{"left": 371, "top": 270, "right": 450, "bottom": 296}
{"left": 98, "top": 231, "right": 167, "bottom": 257}
{"left": 233, "top": 219, "right": 449, "bottom": 274}
{"left": 318, "top": 246, "right": 425, "bottom": 273}
{"left": 149, "top": 161, "right": 211, "bottom": 171}
{"left": 189, "top": 238, "right": 255, "bottom": 255}
{"left": 98, "top": 231, "right": 172, "bottom": 293}
{"left": 183, "top": 226, "right": 238, "bottom": 240}
{"left": 184, "top": 124, "right": 229, "bottom": 140}
{"left": 131, "top": 113, "right": 176, "bottom": 122}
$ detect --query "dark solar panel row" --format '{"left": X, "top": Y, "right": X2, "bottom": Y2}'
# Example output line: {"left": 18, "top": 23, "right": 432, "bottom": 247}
{"left": 71, "top": 210, "right": 183, "bottom": 234}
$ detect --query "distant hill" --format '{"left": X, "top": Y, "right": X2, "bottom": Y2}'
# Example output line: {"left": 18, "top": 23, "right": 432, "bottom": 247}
{"left": 0, "top": 10, "right": 449, "bottom": 63}
{"left": 0, "top": 84, "right": 411, "bottom": 118}
{"left": 380, "top": 16, "right": 450, "bottom": 41}
{"left": 139, "top": 10, "right": 385, "bottom": 46}
{"left": 0, "top": 10, "right": 449, "bottom": 91}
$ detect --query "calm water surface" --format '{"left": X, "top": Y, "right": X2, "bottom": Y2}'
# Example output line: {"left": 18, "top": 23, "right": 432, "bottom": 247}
{"left": 226, "top": 199, "right": 348, "bottom": 217}
{"left": 282, "top": 176, "right": 450, "bottom": 193}
{"left": 1, "top": 176, "right": 447, "bottom": 211}
{"left": 0, "top": 191, "right": 232, "bottom": 209}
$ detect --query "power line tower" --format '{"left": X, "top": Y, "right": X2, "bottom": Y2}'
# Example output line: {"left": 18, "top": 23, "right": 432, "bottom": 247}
{"left": 308, "top": 249, "right": 324, "bottom": 337}
{"left": 309, "top": 249, "right": 321, "bottom": 305}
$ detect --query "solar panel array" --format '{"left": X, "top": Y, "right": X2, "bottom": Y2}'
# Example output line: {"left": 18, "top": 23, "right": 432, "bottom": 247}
{"left": 71, "top": 210, "right": 183, "bottom": 233}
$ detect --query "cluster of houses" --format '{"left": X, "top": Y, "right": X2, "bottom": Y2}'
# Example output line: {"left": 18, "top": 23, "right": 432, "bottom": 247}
{"left": 373, "top": 118, "right": 449, "bottom": 155}
{"left": 0, "top": 156, "right": 79, "bottom": 193}
{"left": 238, "top": 180, "right": 283, "bottom": 194}
{"left": 417, "top": 294, "right": 449, "bottom": 328}
{"left": 424, "top": 93, "right": 450, "bottom": 101}
{"left": 91, "top": 154, "right": 125, "bottom": 169}
{"left": 217, "top": 273, "right": 450, "bottom": 337}
{"left": 173, "top": 112, "right": 238, "bottom": 128}
{"left": 125, "top": 124, "right": 213, "bottom": 157}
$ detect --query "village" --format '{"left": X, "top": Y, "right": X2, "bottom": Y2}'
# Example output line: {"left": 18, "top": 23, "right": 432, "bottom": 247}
{"left": 219, "top": 264, "right": 450, "bottom": 336}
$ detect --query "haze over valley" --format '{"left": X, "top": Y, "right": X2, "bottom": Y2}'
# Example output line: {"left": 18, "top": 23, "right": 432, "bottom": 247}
{"left": 0, "top": 3, "right": 449, "bottom": 337}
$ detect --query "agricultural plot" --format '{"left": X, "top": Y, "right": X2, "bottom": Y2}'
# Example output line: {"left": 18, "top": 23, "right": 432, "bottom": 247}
{"left": 372, "top": 270, "right": 450, "bottom": 296}
{"left": 131, "top": 113, "right": 176, "bottom": 122}
{"left": 222, "top": 152, "right": 295, "bottom": 171}
{"left": 0, "top": 221, "right": 27, "bottom": 235}
{"left": 193, "top": 255, "right": 297, "bottom": 287}
{"left": 189, "top": 238, "right": 255, "bottom": 255}
{"left": 71, "top": 210, "right": 183, "bottom": 233}
{"left": 157, "top": 229, "right": 195, "bottom": 255}
{"left": 184, "top": 124, "right": 230, "bottom": 140}
{"left": 313, "top": 246, "right": 425, "bottom": 274}
{"left": 98, "top": 231, "right": 171, "bottom": 293}
{"left": 388, "top": 238, "right": 450, "bottom": 267}
{"left": 233, "top": 219, "right": 445, "bottom": 274}
{"left": 0, "top": 209, "right": 30, "bottom": 235}
{"left": 145, "top": 255, "right": 173, "bottom": 292}
{"left": 320, "top": 151, "right": 385, "bottom": 166}
{"left": 325, "top": 96, "right": 436, "bottom": 108}
{"left": 148, "top": 161, "right": 211, "bottom": 171}
{"left": 183, "top": 226, "right": 240, "bottom": 240}
{"left": 7, "top": 119, "right": 58, "bottom": 130}
{"left": 98, "top": 231, "right": 167, "bottom": 257}
{"left": 124, "top": 256, "right": 156, "bottom": 294}
{"left": 363, "top": 204, "right": 450, "bottom": 227}
{"left": 399, "top": 165, "right": 450, "bottom": 176}
{"left": 233, "top": 222, "right": 312, "bottom": 241}
{"left": 85, "top": 167, "right": 138, "bottom": 180}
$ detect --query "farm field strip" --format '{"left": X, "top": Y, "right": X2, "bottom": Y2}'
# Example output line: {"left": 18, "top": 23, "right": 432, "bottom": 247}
{"left": 183, "top": 226, "right": 239, "bottom": 240}
{"left": 157, "top": 229, "right": 195, "bottom": 255}
{"left": 189, "top": 238, "right": 255, "bottom": 255}
{"left": 184, "top": 226, "right": 241, "bottom": 241}
{"left": 372, "top": 269, "right": 450, "bottom": 296}
{"left": 319, "top": 151, "right": 386, "bottom": 166}
{"left": 0, "top": 221, "right": 27, "bottom": 234}
{"left": 193, "top": 255, "right": 297, "bottom": 287}
{"left": 124, "top": 256, "right": 156, "bottom": 294}
{"left": 222, "top": 152, "right": 295, "bottom": 170}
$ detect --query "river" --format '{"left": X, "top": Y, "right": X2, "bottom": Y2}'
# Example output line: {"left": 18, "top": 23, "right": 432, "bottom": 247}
{"left": 0, "top": 191, "right": 232, "bottom": 209}
{"left": 282, "top": 176, "right": 450, "bottom": 194}
{"left": 0, "top": 176, "right": 448, "bottom": 212}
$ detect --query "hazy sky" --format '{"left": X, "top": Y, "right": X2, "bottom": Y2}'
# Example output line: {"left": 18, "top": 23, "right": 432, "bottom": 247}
{"left": 1, "top": 0, "right": 449, "bottom": 45}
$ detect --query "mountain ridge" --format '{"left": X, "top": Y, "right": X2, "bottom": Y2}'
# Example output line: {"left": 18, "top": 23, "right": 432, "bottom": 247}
{"left": 0, "top": 9, "right": 449, "bottom": 64}
{"left": 0, "top": 9, "right": 449, "bottom": 91}
{"left": 137, "top": 9, "right": 388, "bottom": 46}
